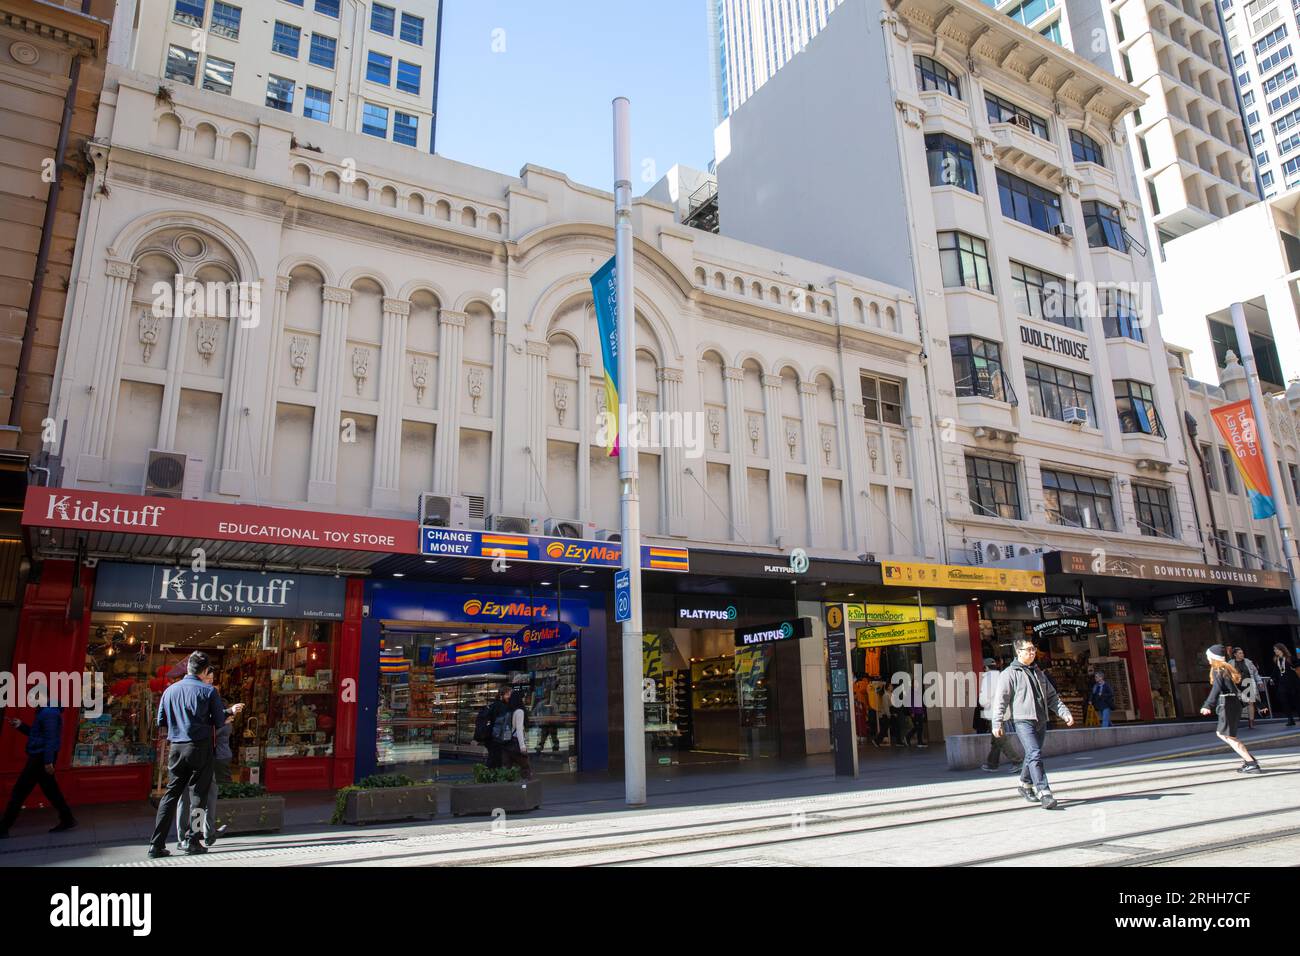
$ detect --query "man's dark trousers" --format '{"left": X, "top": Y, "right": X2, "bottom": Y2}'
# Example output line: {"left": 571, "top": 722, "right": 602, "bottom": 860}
{"left": 1013, "top": 720, "right": 1050, "bottom": 792}
{"left": 0, "top": 755, "right": 74, "bottom": 830}
{"left": 150, "top": 740, "right": 214, "bottom": 850}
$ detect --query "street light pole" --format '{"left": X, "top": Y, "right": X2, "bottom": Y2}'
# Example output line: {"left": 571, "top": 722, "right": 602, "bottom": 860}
{"left": 1229, "top": 301, "right": 1300, "bottom": 634}
{"left": 613, "top": 97, "right": 646, "bottom": 806}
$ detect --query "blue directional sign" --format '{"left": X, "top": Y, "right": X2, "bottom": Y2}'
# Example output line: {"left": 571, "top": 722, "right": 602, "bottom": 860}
{"left": 614, "top": 569, "right": 631, "bottom": 623}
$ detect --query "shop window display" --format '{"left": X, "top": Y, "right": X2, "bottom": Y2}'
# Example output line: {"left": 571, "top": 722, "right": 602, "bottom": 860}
{"left": 76, "top": 615, "right": 338, "bottom": 783}
{"left": 375, "top": 630, "right": 578, "bottom": 775}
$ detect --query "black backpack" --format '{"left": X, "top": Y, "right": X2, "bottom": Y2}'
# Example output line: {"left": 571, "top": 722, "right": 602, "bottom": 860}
{"left": 472, "top": 705, "right": 493, "bottom": 745}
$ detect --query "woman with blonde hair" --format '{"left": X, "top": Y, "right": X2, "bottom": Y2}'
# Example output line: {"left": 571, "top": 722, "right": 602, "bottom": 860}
{"left": 1200, "top": 644, "right": 1261, "bottom": 774}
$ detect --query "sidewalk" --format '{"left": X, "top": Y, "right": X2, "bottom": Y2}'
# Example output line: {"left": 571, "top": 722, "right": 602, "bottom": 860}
{"left": 2, "top": 722, "right": 1295, "bottom": 866}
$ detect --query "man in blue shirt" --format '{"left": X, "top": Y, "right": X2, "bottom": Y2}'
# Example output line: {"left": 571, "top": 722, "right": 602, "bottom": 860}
{"left": 0, "top": 680, "right": 76, "bottom": 837}
{"left": 148, "top": 651, "right": 226, "bottom": 857}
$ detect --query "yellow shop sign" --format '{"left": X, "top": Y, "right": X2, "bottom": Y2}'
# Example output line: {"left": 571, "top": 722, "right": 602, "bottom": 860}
{"left": 855, "top": 620, "right": 936, "bottom": 648}
{"left": 845, "top": 603, "right": 937, "bottom": 624}
{"left": 880, "top": 561, "right": 1046, "bottom": 593}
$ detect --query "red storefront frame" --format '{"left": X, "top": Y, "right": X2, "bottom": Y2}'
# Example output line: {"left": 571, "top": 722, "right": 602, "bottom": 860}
{"left": 0, "top": 561, "right": 364, "bottom": 808}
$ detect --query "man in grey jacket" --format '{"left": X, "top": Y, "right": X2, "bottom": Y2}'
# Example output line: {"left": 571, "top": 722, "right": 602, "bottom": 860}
{"left": 992, "top": 638, "right": 1075, "bottom": 809}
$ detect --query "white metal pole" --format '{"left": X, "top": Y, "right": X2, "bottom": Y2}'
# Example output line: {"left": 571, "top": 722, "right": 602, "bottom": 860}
{"left": 614, "top": 97, "right": 646, "bottom": 806}
{"left": 1229, "top": 301, "right": 1300, "bottom": 630}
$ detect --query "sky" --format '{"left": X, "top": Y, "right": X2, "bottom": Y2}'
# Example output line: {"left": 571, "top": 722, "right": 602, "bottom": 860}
{"left": 433, "top": 0, "right": 717, "bottom": 193}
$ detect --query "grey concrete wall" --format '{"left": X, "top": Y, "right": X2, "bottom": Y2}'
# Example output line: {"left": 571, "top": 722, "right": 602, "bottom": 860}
{"left": 715, "top": 0, "right": 915, "bottom": 295}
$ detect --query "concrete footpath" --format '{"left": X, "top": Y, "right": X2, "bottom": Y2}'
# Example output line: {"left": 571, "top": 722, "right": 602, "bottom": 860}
{"left": 1, "top": 722, "right": 1297, "bottom": 867}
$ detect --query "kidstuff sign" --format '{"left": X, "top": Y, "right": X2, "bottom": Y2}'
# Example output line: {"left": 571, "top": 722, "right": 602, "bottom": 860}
{"left": 24, "top": 487, "right": 418, "bottom": 553}
{"left": 420, "top": 526, "right": 688, "bottom": 572}
{"left": 92, "top": 562, "right": 346, "bottom": 619}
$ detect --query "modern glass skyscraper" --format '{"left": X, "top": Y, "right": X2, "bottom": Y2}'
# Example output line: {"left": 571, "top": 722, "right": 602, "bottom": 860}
{"left": 711, "top": 0, "right": 845, "bottom": 119}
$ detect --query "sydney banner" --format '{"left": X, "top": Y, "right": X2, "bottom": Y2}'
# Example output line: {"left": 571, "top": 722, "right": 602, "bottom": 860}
{"left": 1211, "top": 398, "right": 1276, "bottom": 519}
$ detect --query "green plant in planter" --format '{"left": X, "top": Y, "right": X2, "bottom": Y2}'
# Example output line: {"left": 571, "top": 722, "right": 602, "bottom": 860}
{"left": 217, "top": 782, "right": 267, "bottom": 800}
{"left": 330, "top": 773, "right": 423, "bottom": 823}
{"left": 471, "top": 764, "right": 522, "bottom": 784}
{"left": 358, "top": 773, "right": 415, "bottom": 788}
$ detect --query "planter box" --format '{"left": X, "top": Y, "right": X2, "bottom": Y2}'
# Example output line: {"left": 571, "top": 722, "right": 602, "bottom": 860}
{"left": 449, "top": 779, "right": 543, "bottom": 817}
{"left": 213, "top": 796, "right": 285, "bottom": 835}
{"left": 341, "top": 784, "right": 438, "bottom": 825}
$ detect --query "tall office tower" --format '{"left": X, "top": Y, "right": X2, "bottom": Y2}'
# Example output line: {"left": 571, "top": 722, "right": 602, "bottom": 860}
{"left": 109, "top": 0, "right": 441, "bottom": 152}
{"left": 711, "top": 0, "right": 845, "bottom": 120}
{"left": 1062, "top": 0, "right": 1258, "bottom": 256}
{"left": 1221, "top": 0, "right": 1300, "bottom": 197}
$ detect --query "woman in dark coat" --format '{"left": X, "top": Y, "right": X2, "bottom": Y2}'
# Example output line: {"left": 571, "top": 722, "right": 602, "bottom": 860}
{"left": 1273, "top": 644, "right": 1300, "bottom": 726}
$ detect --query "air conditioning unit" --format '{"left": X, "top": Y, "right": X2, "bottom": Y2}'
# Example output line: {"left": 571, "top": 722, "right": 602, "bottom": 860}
{"left": 418, "top": 493, "right": 470, "bottom": 529}
{"left": 1012, "top": 113, "right": 1033, "bottom": 131}
{"left": 1051, "top": 222, "right": 1075, "bottom": 241}
{"left": 486, "top": 514, "right": 541, "bottom": 535}
{"left": 1062, "top": 406, "right": 1089, "bottom": 426}
{"left": 595, "top": 529, "right": 622, "bottom": 542}
{"left": 144, "top": 450, "right": 202, "bottom": 499}
{"left": 463, "top": 494, "right": 486, "bottom": 530}
{"left": 544, "top": 518, "right": 587, "bottom": 539}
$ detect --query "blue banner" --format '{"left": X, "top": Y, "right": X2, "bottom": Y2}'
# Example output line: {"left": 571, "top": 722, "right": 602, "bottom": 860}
{"left": 92, "top": 562, "right": 346, "bottom": 620}
{"left": 420, "top": 526, "right": 688, "bottom": 573}
{"left": 590, "top": 256, "right": 620, "bottom": 456}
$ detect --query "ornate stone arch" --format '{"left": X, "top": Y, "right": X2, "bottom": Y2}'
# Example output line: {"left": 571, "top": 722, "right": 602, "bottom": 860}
{"left": 398, "top": 279, "right": 449, "bottom": 304}
{"left": 277, "top": 253, "right": 337, "bottom": 288}
{"left": 109, "top": 209, "right": 260, "bottom": 284}
{"left": 338, "top": 267, "right": 395, "bottom": 296}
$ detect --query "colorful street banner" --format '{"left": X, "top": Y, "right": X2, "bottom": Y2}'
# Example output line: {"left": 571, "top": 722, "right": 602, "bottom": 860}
{"left": 590, "top": 256, "right": 620, "bottom": 457}
{"left": 880, "top": 561, "right": 1046, "bottom": 593}
{"left": 420, "top": 526, "right": 688, "bottom": 572}
{"left": 855, "top": 620, "right": 936, "bottom": 649}
{"left": 1211, "top": 398, "right": 1276, "bottom": 519}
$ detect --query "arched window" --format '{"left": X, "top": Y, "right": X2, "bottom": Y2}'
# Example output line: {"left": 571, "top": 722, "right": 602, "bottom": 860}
{"left": 915, "top": 54, "right": 961, "bottom": 99}
{"left": 1069, "top": 129, "right": 1106, "bottom": 166}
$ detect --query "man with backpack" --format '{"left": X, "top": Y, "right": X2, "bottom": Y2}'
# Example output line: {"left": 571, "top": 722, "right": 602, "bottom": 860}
{"left": 475, "top": 686, "right": 513, "bottom": 769}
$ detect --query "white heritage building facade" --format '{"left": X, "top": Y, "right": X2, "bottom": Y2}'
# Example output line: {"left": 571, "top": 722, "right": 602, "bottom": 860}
{"left": 716, "top": 0, "right": 1206, "bottom": 568}
{"left": 50, "top": 66, "right": 941, "bottom": 565}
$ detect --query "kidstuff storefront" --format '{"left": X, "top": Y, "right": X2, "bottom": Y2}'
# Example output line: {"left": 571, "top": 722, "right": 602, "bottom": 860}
{"left": 1, "top": 487, "right": 407, "bottom": 806}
